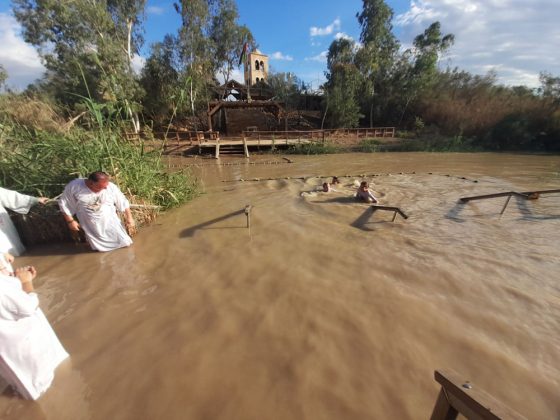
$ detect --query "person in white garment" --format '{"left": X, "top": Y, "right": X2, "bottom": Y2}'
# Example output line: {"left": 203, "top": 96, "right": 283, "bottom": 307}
{"left": 0, "top": 259, "right": 69, "bottom": 400}
{"left": 0, "top": 187, "right": 48, "bottom": 256}
{"left": 58, "top": 171, "right": 136, "bottom": 252}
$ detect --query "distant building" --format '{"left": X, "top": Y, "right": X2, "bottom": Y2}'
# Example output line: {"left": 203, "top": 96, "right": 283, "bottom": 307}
{"left": 244, "top": 49, "right": 268, "bottom": 86}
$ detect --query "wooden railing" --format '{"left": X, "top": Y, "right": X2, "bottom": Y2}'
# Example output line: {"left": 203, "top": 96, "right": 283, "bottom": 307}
{"left": 459, "top": 189, "right": 560, "bottom": 215}
{"left": 431, "top": 369, "right": 527, "bottom": 420}
{"left": 123, "top": 130, "right": 211, "bottom": 144}
{"left": 323, "top": 127, "right": 396, "bottom": 138}
{"left": 242, "top": 130, "right": 326, "bottom": 146}
{"left": 242, "top": 127, "right": 395, "bottom": 143}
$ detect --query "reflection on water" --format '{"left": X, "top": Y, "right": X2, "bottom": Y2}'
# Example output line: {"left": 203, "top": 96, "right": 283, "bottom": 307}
{"left": 1, "top": 153, "right": 559, "bottom": 419}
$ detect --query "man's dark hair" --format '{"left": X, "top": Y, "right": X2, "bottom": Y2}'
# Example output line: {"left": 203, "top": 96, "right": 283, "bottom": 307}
{"left": 88, "top": 171, "right": 110, "bottom": 183}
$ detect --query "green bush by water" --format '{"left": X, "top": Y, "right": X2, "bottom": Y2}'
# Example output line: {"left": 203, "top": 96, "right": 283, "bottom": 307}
{"left": 284, "top": 142, "right": 339, "bottom": 155}
{"left": 358, "top": 138, "right": 381, "bottom": 152}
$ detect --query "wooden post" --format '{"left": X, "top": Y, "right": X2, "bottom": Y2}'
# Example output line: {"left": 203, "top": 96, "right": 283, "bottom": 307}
{"left": 243, "top": 136, "right": 249, "bottom": 158}
{"left": 244, "top": 205, "right": 252, "bottom": 228}
{"left": 215, "top": 137, "right": 220, "bottom": 159}
{"left": 500, "top": 194, "right": 513, "bottom": 215}
{"left": 430, "top": 389, "right": 459, "bottom": 420}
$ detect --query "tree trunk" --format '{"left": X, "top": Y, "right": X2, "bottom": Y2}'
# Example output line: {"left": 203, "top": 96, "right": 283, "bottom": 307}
{"left": 126, "top": 19, "right": 140, "bottom": 134}
{"left": 321, "top": 101, "right": 329, "bottom": 130}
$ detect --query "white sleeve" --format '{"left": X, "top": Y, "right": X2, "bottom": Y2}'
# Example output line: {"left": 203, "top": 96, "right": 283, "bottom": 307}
{"left": 111, "top": 183, "right": 130, "bottom": 212}
{"left": 58, "top": 182, "right": 77, "bottom": 216}
{"left": 0, "top": 187, "right": 38, "bottom": 214}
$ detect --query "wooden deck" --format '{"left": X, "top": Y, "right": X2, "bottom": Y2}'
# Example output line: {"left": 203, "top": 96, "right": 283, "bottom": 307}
{"left": 125, "top": 127, "right": 396, "bottom": 157}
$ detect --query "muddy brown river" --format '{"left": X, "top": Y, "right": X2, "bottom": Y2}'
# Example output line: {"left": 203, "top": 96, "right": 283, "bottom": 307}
{"left": 1, "top": 153, "right": 559, "bottom": 419}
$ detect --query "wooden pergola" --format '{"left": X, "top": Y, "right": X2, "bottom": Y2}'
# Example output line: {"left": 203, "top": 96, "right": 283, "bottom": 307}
{"left": 211, "top": 80, "right": 273, "bottom": 102}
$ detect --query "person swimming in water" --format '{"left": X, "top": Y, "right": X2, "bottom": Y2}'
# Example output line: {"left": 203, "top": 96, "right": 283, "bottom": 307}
{"left": 355, "top": 181, "right": 378, "bottom": 203}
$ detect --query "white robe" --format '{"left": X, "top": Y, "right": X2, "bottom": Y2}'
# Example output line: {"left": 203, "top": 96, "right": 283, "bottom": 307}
{"left": 0, "top": 274, "right": 69, "bottom": 400}
{"left": 0, "top": 187, "right": 39, "bottom": 256}
{"left": 58, "top": 179, "right": 133, "bottom": 252}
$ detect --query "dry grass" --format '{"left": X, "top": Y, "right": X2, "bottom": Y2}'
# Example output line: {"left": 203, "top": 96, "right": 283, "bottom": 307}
{"left": 0, "top": 95, "right": 66, "bottom": 133}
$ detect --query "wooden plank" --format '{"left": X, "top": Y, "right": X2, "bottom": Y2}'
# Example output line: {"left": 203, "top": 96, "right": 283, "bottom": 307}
{"left": 433, "top": 370, "right": 527, "bottom": 420}
{"left": 459, "top": 192, "right": 527, "bottom": 203}
{"left": 520, "top": 189, "right": 560, "bottom": 199}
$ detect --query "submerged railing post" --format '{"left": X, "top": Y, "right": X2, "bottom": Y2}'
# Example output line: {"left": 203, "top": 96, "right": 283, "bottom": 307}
{"left": 243, "top": 136, "right": 249, "bottom": 158}
{"left": 244, "top": 205, "right": 252, "bottom": 228}
{"left": 371, "top": 205, "right": 409, "bottom": 222}
{"left": 500, "top": 193, "right": 513, "bottom": 215}
{"left": 214, "top": 137, "right": 220, "bottom": 159}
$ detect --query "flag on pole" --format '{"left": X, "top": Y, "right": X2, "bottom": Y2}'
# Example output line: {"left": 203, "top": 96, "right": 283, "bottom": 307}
{"left": 238, "top": 42, "right": 248, "bottom": 67}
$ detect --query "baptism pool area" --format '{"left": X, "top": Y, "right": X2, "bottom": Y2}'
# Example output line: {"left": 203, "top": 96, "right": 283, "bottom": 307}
{"left": 1, "top": 152, "right": 559, "bottom": 419}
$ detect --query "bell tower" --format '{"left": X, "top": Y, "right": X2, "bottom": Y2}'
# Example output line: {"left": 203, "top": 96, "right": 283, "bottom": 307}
{"left": 244, "top": 49, "right": 268, "bottom": 86}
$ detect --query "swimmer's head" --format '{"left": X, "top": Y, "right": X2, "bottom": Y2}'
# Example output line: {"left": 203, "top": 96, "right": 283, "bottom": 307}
{"left": 322, "top": 182, "right": 330, "bottom": 192}
{"left": 359, "top": 181, "right": 369, "bottom": 190}
{"left": 332, "top": 176, "right": 340, "bottom": 185}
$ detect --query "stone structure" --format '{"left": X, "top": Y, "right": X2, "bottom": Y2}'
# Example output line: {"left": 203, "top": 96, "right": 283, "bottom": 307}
{"left": 244, "top": 49, "right": 268, "bottom": 86}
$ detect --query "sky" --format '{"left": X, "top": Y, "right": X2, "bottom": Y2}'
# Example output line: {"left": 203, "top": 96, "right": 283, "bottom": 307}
{"left": 0, "top": 0, "right": 559, "bottom": 91}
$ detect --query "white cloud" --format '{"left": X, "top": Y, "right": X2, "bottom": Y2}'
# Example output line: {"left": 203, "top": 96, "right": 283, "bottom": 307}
{"left": 334, "top": 32, "right": 353, "bottom": 41}
{"left": 305, "top": 51, "right": 328, "bottom": 63}
{"left": 146, "top": 6, "right": 165, "bottom": 15}
{"left": 395, "top": 0, "right": 560, "bottom": 87}
{"left": 270, "top": 51, "right": 293, "bottom": 61}
{"left": 0, "top": 13, "right": 45, "bottom": 90}
{"left": 131, "top": 54, "right": 145, "bottom": 74}
{"left": 310, "top": 18, "right": 341, "bottom": 37}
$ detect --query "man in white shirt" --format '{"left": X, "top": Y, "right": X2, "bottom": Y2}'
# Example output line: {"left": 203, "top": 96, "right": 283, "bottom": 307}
{"left": 58, "top": 171, "right": 136, "bottom": 252}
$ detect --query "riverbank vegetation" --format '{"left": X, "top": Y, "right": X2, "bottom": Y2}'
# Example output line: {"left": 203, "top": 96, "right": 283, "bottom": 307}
{"left": 1, "top": 0, "right": 558, "bottom": 185}
{"left": 0, "top": 94, "right": 198, "bottom": 208}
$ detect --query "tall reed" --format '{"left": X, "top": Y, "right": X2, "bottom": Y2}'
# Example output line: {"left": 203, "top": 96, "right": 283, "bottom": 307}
{"left": 0, "top": 96, "right": 198, "bottom": 209}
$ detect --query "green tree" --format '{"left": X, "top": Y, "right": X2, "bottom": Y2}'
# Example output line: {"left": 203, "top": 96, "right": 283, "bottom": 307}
{"left": 267, "top": 71, "right": 305, "bottom": 110}
{"left": 175, "top": 0, "right": 215, "bottom": 123}
{"left": 140, "top": 35, "right": 181, "bottom": 125}
{"left": 209, "top": 0, "right": 255, "bottom": 93}
{"left": 323, "top": 38, "right": 363, "bottom": 128}
{"left": 356, "top": 0, "right": 399, "bottom": 126}
{"left": 13, "top": 0, "right": 145, "bottom": 129}
{"left": 396, "top": 22, "right": 454, "bottom": 124}
{"left": 539, "top": 71, "right": 560, "bottom": 102}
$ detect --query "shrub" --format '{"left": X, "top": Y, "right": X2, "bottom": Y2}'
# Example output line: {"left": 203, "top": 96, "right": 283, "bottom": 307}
{"left": 358, "top": 138, "right": 381, "bottom": 152}
{"left": 490, "top": 114, "right": 536, "bottom": 150}
{"left": 285, "top": 142, "right": 339, "bottom": 155}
